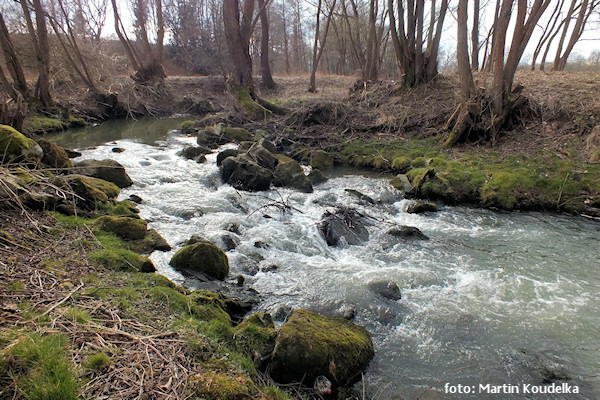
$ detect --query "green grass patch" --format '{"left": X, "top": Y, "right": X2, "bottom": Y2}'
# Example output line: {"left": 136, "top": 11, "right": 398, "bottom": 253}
{"left": 0, "top": 332, "right": 78, "bottom": 400}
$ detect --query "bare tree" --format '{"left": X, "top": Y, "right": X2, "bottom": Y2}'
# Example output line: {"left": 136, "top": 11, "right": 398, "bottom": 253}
{"left": 552, "top": 0, "right": 599, "bottom": 70}
{"left": 388, "top": 0, "right": 448, "bottom": 86}
{"left": 308, "top": 0, "right": 337, "bottom": 92}
{"left": 19, "top": 0, "right": 52, "bottom": 107}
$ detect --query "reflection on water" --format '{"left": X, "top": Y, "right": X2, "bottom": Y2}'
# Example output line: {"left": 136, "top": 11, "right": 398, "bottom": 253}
{"left": 47, "top": 117, "right": 187, "bottom": 148}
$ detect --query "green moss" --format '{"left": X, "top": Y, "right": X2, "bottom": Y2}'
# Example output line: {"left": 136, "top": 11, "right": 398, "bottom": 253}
{"left": 181, "top": 119, "right": 199, "bottom": 129}
{"left": 7, "top": 281, "right": 25, "bottom": 291}
{"left": 67, "top": 115, "right": 86, "bottom": 127}
{"left": 0, "top": 332, "right": 78, "bottom": 400}
{"left": 64, "top": 307, "right": 91, "bottom": 323}
{"left": 190, "top": 370, "right": 254, "bottom": 400}
{"left": 22, "top": 116, "right": 67, "bottom": 135}
{"left": 233, "top": 313, "right": 277, "bottom": 368}
{"left": 391, "top": 156, "right": 411, "bottom": 172}
{"left": 262, "top": 385, "right": 294, "bottom": 400}
{"left": 84, "top": 352, "right": 111, "bottom": 370}
{"left": 37, "top": 139, "right": 73, "bottom": 169}
{"left": 98, "top": 200, "right": 140, "bottom": 217}
{"left": 227, "top": 81, "right": 270, "bottom": 120}
{"left": 221, "top": 126, "right": 253, "bottom": 142}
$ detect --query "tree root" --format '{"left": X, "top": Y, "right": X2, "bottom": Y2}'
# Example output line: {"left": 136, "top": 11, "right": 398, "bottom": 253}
{"left": 443, "top": 89, "right": 529, "bottom": 149}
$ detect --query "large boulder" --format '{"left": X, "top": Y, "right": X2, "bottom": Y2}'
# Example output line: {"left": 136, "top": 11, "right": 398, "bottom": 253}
{"left": 178, "top": 145, "right": 210, "bottom": 160}
{"left": 170, "top": 242, "right": 229, "bottom": 280}
{"left": 270, "top": 310, "right": 374, "bottom": 385}
{"left": 273, "top": 159, "right": 313, "bottom": 193}
{"left": 220, "top": 154, "right": 273, "bottom": 192}
{"left": 0, "top": 125, "right": 43, "bottom": 165}
{"left": 318, "top": 207, "right": 369, "bottom": 246}
{"left": 37, "top": 139, "right": 73, "bottom": 169}
{"left": 74, "top": 159, "right": 133, "bottom": 188}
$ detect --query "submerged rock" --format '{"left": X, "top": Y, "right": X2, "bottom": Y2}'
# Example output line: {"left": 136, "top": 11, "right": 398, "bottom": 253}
{"left": 270, "top": 309, "right": 374, "bottom": 385}
{"left": 0, "top": 124, "right": 43, "bottom": 165}
{"left": 368, "top": 281, "right": 402, "bottom": 301}
{"left": 405, "top": 200, "right": 438, "bottom": 214}
{"left": 390, "top": 174, "right": 413, "bottom": 193}
{"left": 74, "top": 159, "right": 133, "bottom": 188}
{"left": 178, "top": 145, "right": 209, "bottom": 160}
{"left": 170, "top": 241, "right": 229, "bottom": 280}
{"left": 345, "top": 188, "right": 375, "bottom": 204}
{"left": 386, "top": 225, "right": 429, "bottom": 240}
{"left": 318, "top": 207, "right": 369, "bottom": 246}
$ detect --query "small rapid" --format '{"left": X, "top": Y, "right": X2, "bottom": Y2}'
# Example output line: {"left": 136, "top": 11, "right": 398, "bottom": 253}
{"left": 57, "top": 122, "right": 600, "bottom": 399}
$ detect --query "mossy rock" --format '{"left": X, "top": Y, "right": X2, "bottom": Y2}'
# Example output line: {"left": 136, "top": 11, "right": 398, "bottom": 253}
{"left": 170, "top": 242, "right": 229, "bottom": 280}
{"left": 95, "top": 216, "right": 148, "bottom": 240}
{"left": 273, "top": 159, "right": 313, "bottom": 193}
{"left": 74, "top": 159, "right": 133, "bottom": 188}
{"left": 222, "top": 126, "right": 253, "bottom": 142}
{"left": 37, "top": 139, "right": 73, "bottom": 169}
{"left": 0, "top": 124, "right": 43, "bottom": 165}
{"left": 62, "top": 174, "right": 120, "bottom": 205}
{"left": 217, "top": 149, "right": 242, "bottom": 166}
{"left": 136, "top": 229, "right": 171, "bottom": 253}
{"left": 270, "top": 309, "right": 374, "bottom": 385}
{"left": 233, "top": 312, "right": 277, "bottom": 369}
{"left": 310, "top": 150, "right": 334, "bottom": 170}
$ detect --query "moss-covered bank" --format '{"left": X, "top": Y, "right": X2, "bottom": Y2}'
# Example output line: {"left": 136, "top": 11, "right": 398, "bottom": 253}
{"left": 338, "top": 136, "right": 600, "bottom": 217}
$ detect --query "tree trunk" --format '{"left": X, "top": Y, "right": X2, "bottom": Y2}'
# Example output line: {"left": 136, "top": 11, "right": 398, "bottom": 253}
{"left": 471, "top": 0, "right": 480, "bottom": 71}
{"left": 457, "top": 0, "right": 474, "bottom": 100}
{"left": 257, "top": 0, "right": 275, "bottom": 88}
{"left": 0, "top": 13, "right": 29, "bottom": 98}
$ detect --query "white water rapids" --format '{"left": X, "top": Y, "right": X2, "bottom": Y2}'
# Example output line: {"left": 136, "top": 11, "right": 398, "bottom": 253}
{"left": 59, "top": 121, "right": 600, "bottom": 399}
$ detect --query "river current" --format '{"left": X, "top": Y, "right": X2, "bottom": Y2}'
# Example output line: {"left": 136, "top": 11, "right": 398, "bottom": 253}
{"left": 53, "top": 119, "right": 600, "bottom": 399}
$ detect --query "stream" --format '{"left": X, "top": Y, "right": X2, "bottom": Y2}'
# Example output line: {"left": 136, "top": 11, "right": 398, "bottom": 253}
{"left": 52, "top": 119, "right": 600, "bottom": 399}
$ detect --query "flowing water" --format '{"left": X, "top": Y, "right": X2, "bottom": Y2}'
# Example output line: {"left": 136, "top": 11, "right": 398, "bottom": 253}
{"left": 52, "top": 119, "right": 600, "bottom": 399}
